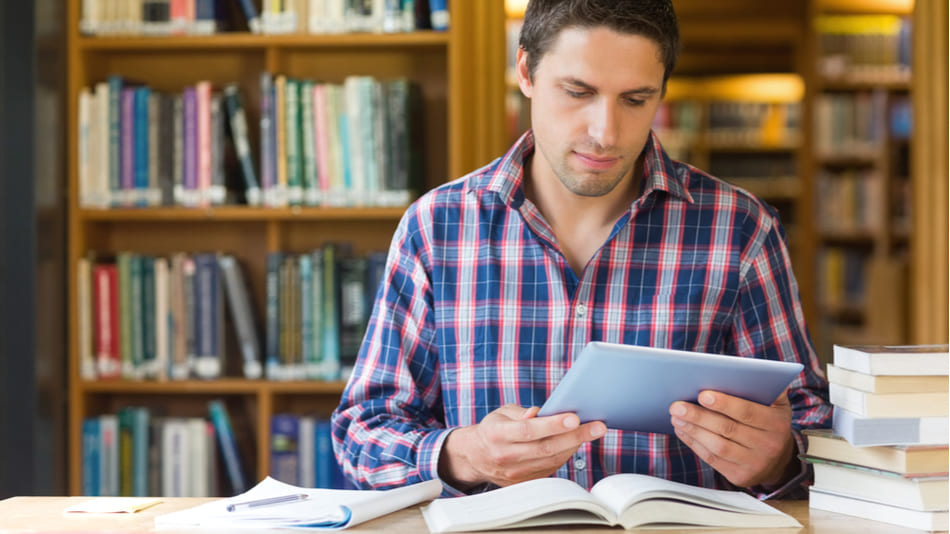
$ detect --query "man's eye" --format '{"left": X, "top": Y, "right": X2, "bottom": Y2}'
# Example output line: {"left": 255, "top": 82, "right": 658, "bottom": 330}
{"left": 625, "top": 98, "right": 646, "bottom": 107}
{"left": 565, "top": 89, "right": 589, "bottom": 98}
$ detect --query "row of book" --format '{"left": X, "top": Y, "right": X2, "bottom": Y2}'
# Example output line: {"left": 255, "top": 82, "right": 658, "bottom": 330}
{"left": 813, "top": 91, "right": 890, "bottom": 159}
{"left": 815, "top": 169, "right": 885, "bottom": 235}
{"left": 652, "top": 100, "right": 802, "bottom": 148}
{"left": 77, "top": 73, "right": 422, "bottom": 209}
{"left": 270, "top": 414, "right": 352, "bottom": 490}
{"left": 806, "top": 344, "right": 949, "bottom": 531}
{"left": 76, "top": 245, "right": 385, "bottom": 382}
{"left": 816, "top": 15, "right": 912, "bottom": 83}
{"left": 81, "top": 401, "right": 247, "bottom": 497}
{"left": 816, "top": 247, "right": 868, "bottom": 312}
{"left": 80, "top": 0, "right": 449, "bottom": 36}
{"left": 263, "top": 247, "right": 385, "bottom": 382}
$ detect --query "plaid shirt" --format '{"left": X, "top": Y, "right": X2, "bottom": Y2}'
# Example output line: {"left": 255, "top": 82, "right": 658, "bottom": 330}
{"left": 332, "top": 130, "right": 831, "bottom": 498}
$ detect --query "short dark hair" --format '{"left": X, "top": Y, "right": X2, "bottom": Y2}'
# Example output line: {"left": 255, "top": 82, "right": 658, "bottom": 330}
{"left": 519, "top": 0, "right": 680, "bottom": 89}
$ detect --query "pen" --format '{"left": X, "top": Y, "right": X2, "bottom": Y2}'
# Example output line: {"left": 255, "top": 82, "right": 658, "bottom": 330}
{"left": 226, "top": 493, "right": 309, "bottom": 512}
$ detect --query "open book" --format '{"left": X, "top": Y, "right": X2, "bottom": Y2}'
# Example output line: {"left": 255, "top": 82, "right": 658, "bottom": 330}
{"left": 154, "top": 476, "right": 442, "bottom": 530}
{"left": 421, "top": 474, "right": 800, "bottom": 532}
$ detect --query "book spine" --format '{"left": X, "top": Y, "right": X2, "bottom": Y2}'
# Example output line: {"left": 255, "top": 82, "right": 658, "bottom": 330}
{"left": 133, "top": 86, "right": 151, "bottom": 206}
{"left": 93, "top": 263, "right": 121, "bottom": 379}
{"left": 154, "top": 256, "right": 170, "bottom": 381}
{"left": 99, "top": 414, "right": 119, "bottom": 497}
{"left": 182, "top": 87, "right": 198, "bottom": 206}
{"left": 208, "top": 400, "right": 248, "bottom": 494}
{"left": 223, "top": 84, "right": 262, "bottom": 205}
{"left": 265, "top": 252, "right": 283, "bottom": 380}
{"left": 208, "top": 93, "right": 226, "bottom": 205}
{"left": 300, "top": 80, "right": 320, "bottom": 205}
{"left": 107, "top": 75, "right": 123, "bottom": 206}
{"left": 140, "top": 256, "right": 157, "bottom": 379}
{"left": 321, "top": 243, "right": 340, "bottom": 380}
{"left": 270, "top": 413, "right": 300, "bottom": 485}
{"left": 218, "top": 254, "right": 263, "bottom": 379}
{"left": 120, "top": 87, "right": 136, "bottom": 206}
{"left": 192, "top": 253, "right": 222, "bottom": 379}
{"left": 196, "top": 81, "right": 212, "bottom": 207}
{"left": 284, "top": 77, "right": 302, "bottom": 205}
{"left": 81, "top": 417, "right": 101, "bottom": 496}
{"left": 78, "top": 256, "right": 97, "bottom": 380}
{"left": 237, "top": 0, "right": 261, "bottom": 33}
{"left": 132, "top": 407, "right": 150, "bottom": 497}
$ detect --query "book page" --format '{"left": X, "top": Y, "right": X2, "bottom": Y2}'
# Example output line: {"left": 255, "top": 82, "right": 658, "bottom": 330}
{"left": 154, "top": 476, "right": 442, "bottom": 529}
{"left": 422, "top": 478, "right": 615, "bottom": 533}
{"left": 590, "top": 473, "right": 780, "bottom": 516}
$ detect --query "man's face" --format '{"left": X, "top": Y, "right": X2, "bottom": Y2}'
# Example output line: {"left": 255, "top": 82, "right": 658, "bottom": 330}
{"left": 518, "top": 26, "right": 666, "bottom": 198}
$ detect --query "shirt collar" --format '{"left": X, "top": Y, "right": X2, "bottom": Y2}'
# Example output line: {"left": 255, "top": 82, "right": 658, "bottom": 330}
{"left": 481, "top": 129, "right": 695, "bottom": 207}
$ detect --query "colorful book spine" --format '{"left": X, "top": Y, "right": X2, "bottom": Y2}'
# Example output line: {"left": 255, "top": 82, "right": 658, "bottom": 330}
{"left": 208, "top": 400, "right": 249, "bottom": 494}
{"left": 270, "top": 414, "right": 300, "bottom": 485}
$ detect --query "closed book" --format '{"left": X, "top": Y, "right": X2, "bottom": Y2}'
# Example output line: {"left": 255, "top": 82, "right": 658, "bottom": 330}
{"left": 265, "top": 252, "right": 284, "bottom": 380}
{"left": 270, "top": 414, "right": 300, "bottom": 485}
{"left": 338, "top": 255, "right": 368, "bottom": 379}
{"left": 833, "top": 344, "right": 950, "bottom": 376}
{"left": 81, "top": 417, "right": 101, "bottom": 496}
{"left": 315, "top": 418, "right": 334, "bottom": 489}
{"left": 809, "top": 459, "right": 949, "bottom": 512}
{"left": 131, "top": 407, "right": 151, "bottom": 497}
{"left": 208, "top": 400, "right": 249, "bottom": 495}
{"left": 829, "top": 382, "right": 949, "bottom": 418}
{"left": 93, "top": 263, "right": 121, "bottom": 379}
{"left": 78, "top": 256, "right": 96, "bottom": 380}
{"left": 195, "top": 81, "right": 213, "bottom": 207}
{"left": 118, "top": 408, "right": 134, "bottom": 496}
{"left": 321, "top": 243, "right": 340, "bottom": 381}
{"left": 99, "top": 414, "right": 119, "bottom": 497}
{"left": 300, "top": 79, "right": 320, "bottom": 205}
{"left": 236, "top": 0, "right": 261, "bottom": 33}
{"left": 809, "top": 489, "right": 949, "bottom": 531}
{"left": 284, "top": 77, "right": 303, "bottom": 205}
{"left": 217, "top": 254, "right": 263, "bottom": 379}
{"left": 223, "top": 84, "right": 261, "bottom": 206}
{"left": 832, "top": 406, "right": 949, "bottom": 447}
{"left": 804, "top": 428, "right": 948, "bottom": 475}
{"left": 116, "top": 253, "right": 135, "bottom": 378}
{"left": 298, "top": 415, "right": 315, "bottom": 488}
{"left": 192, "top": 253, "right": 223, "bottom": 379}
{"left": 827, "top": 363, "right": 949, "bottom": 393}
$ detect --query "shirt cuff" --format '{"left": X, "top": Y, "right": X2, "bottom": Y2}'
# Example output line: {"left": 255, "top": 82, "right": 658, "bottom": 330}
{"left": 755, "top": 428, "right": 811, "bottom": 500}
{"left": 423, "top": 427, "right": 499, "bottom": 497}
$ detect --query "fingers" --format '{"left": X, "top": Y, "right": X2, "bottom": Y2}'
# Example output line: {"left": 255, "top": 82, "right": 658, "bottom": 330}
{"left": 669, "top": 391, "right": 794, "bottom": 488}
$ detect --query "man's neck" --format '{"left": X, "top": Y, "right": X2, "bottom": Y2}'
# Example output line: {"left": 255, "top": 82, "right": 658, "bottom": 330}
{"left": 523, "top": 156, "right": 643, "bottom": 276}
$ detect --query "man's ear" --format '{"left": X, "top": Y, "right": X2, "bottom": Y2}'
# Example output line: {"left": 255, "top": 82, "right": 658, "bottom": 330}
{"left": 516, "top": 47, "right": 533, "bottom": 98}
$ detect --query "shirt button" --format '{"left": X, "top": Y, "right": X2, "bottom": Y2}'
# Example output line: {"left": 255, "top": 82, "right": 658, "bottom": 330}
{"left": 575, "top": 304, "right": 587, "bottom": 318}
{"left": 573, "top": 458, "right": 587, "bottom": 470}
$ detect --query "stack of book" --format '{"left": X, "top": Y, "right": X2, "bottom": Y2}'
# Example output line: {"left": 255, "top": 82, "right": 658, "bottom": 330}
{"left": 806, "top": 344, "right": 949, "bottom": 531}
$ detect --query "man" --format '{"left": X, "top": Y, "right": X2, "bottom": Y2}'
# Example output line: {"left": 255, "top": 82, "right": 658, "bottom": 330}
{"left": 332, "top": 0, "right": 831, "bottom": 498}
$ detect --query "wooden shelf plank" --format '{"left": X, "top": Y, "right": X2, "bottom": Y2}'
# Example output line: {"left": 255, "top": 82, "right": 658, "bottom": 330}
{"left": 77, "top": 379, "right": 347, "bottom": 395}
{"left": 76, "top": 31, "right": 450, "bottom": 51}
{"left": 78, "top": 206, "right": 409, "bottom": 222}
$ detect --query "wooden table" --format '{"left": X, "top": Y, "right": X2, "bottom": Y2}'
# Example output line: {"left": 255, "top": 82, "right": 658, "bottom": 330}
{"left": 0, "top": 496, "right": 934, "bottom": 533}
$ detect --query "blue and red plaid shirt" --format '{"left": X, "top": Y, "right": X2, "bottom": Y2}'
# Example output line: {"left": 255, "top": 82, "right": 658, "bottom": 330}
{"left": 332, "top": 130, "right": 831, "bottom": 498}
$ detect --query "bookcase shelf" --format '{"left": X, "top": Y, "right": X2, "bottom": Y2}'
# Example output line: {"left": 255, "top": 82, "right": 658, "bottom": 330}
{"left": 805, "top": 0, "right": 915, "bottom": 361}
{"left": 66, "top": 0, "right": 508, "bottom": 497}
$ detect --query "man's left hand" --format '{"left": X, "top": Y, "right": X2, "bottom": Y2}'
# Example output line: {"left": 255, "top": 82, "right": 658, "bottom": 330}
{"left": 669, "top": 389, "right": 796, "bottom": 489}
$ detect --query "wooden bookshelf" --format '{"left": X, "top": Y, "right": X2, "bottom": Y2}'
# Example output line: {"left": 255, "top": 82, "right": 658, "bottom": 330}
{"left": 803, "top": 0, "right": 916, "bottom": 361}
{"left": 65, "top": 1, "right": 507, "bottom": 496}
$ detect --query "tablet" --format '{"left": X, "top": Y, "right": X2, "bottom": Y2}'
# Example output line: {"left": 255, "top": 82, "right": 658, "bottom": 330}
{"left": 537, "top": 341, "right": 803, "bottom": 434}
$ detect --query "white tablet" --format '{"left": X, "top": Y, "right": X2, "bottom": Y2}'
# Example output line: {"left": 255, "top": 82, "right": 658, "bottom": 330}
{"left": 537, "top": 341, "right": 804, "bottom": 434}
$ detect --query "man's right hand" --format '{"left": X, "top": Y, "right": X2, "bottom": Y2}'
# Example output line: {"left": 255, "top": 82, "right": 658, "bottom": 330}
{"left": 437, "top": 404, "right": 607, "bottom": 490}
